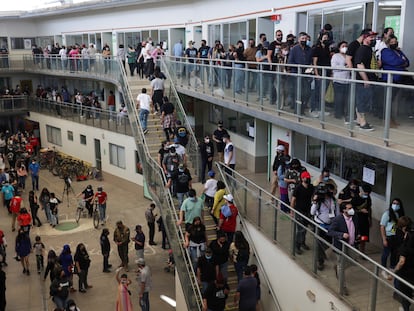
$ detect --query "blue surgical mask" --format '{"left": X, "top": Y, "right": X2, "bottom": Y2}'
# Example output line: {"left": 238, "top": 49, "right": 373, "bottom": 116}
{"left": 205, "top": 255, "right": 212, "bottom": 260}
{"left": 323, "top": 177, "right": 329, "bottom": 182}
{"left": 306, "top": 40, "right": 311, "bottom": 47}
{"left": 361, "top": 194, "right": 368, "bottom": 199}
{"left": 391, "top": 204, "right": 400, "bottom": 212}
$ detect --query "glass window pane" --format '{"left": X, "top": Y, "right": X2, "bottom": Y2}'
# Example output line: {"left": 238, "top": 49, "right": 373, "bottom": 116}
{"left": 307, "top": 10, "right": 322, "bottom": 45}
{"left": 325, "top": 143, "right": 342, "bottom": 176}
{"left": 118, "top": 146, "right": 126, "bottom": 169}
{"left": 292, "top": 132, "right": 306, "bottom": 161}
{"left": 307, "top": 137, "right": 321, "bottom": 168}
{"left": 378, "top": 2, "right": 401, "bottom": 38}
{"left": 343, "top": 6, "right": 364, "bottom": 42}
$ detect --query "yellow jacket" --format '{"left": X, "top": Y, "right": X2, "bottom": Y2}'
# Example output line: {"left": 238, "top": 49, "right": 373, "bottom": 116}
{"left": 212, "top": 189, "right": 226, "bottom": 219}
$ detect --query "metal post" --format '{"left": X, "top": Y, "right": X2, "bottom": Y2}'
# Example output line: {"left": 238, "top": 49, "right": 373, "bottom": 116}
{"left": 258, "top": 189, "right": 262, "bottom": 228}
{"left": 296, "top": 67, "right": 303, "bottom": 120}
{"left": 348, "top": 71, "right": 356, "bottom": 137}
{"left": 320, "top": 68, "right": 327, "bottom": 129}
{"left": 383, "top": 73, "right": 393, "bottom": 147}
{"left": 369, "top": 265, "right": 379, "bottom": 311}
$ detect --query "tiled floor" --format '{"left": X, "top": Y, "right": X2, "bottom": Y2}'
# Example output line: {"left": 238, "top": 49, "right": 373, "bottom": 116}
{"left": 1, "top": 169, "right": 175, "bottom": 311}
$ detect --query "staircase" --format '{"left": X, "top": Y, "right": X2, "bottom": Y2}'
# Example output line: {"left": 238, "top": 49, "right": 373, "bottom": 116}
{"left": 127, "top": 76, "right": 239, "bottom": 310}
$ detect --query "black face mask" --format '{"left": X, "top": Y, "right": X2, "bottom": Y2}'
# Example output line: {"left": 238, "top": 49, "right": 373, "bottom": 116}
{"left": 263, "top": 37, "right": 267, "bottom": 42}
{"left": 322, "top": 40, "right": 329, "bottom": 46}
{"left": 300, "top": 41, "right": 307, "bottom": 47}
{"left": 369, "top": 39, "right": 376, "bottom": 48}
{"left": 390, "top": 43, "right": 398, "bottom": 50}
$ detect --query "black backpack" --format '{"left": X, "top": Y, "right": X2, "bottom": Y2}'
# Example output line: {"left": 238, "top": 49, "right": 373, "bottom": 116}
{"left": 177, "top": 172, "right": 189, "bottom": 184}
{"left": 237, "top": 247, "right": 249, "bottom": 262}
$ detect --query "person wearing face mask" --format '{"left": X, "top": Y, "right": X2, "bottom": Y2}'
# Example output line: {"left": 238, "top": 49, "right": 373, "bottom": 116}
{"left": 113, "top": 221, "right": 131, "bottom": 272}
{"left": 162, "top": 146, "right": 182, "bottom": 193}
{"left": 290, "top": 171, "right": 314, "bottom": 255}
{"left": 185, "top": 216, "right": 208, "bottom": 272}
{"left": 353, "top": 30, "right": 379, "bottom": 131}
{"left": 200, "top": 135, "right": 215, "bottom": 184}
{"left": 277, "top": 155, "right": 291, "bottom": 212}
{"left": 313, "top": 167, "right": 338, "bottom": 194}
{"left": 309, "top": 33, "right": 332, "bottom": 118}
{"left": 115, "top": 268, "right": 133, "bottom": 311}
{"left": 65, "top": 299, "right": 80, "bottom": 311}
{"left": 380, "top": 198, "right": 405, "bottom": 280}
{"left": 74, "top": 243, "right": 92, "bottom": 293}
{"left": 197, "top": 247, "right": 217, "bottom": 294}
{"left": 243, "top": 39, "right": 257, "bottom": 92}
{"left": 287, "top": 32, "right": 313, "bottom": 114}
{"left": 328, "top": 202, "right": 360, "bottom": 295}
{"left": 380, "top": 34, "right": 411, "bottom": 127}
{"left": 177, "top": 189, "right": 204, "bottom": 230}
{"left": 331, "top": 41, "right": 351, "bottom": 121}
{"left": 270, "top": 145, "right": 285, "bottom": 202}
{"left": 175, "top": 164, "right": 192, "bottom": 209}
{"left": 338, "top": 179, "right": 361, "bottom": 209}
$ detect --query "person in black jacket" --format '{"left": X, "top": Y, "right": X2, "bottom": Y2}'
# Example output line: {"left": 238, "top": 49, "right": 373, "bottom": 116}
{"left": 74, "top": 243, "right": 92, "bottom": 293}
{"left": 270, "top": 145, "right": 285, "bottom": 201}
{"left": 100, "top": 228, "right": 111, "bottom": 273}
{"left": 50, "top": 269, "right": 71, "bottom": 309}
{"left": 199, "top": 135, "right": 215, "bottom": 184}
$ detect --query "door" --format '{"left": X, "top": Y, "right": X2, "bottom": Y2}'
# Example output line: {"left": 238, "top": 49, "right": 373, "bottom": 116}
{"left": 94, "top": 139, "right": 102, "bottom": 171}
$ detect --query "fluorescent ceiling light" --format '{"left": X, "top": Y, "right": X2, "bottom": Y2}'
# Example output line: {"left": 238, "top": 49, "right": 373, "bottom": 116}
{"left": 379, "top": 1, "right": 402, "bottom": 6}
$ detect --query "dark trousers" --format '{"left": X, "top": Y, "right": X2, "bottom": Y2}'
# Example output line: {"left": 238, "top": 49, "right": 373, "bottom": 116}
{"left": 31, "top": 175, "right": 39, "bottom": 191}
{"left": 148, "top": 222, "right": 155, "bottom": 243}
{"left": 32, "top": 206, "right": 42, "bottom": 226}
{"left": 295, "top": 214, "right": 308, "bottom": 249}
{"left": 333, "top": 82, "right": 349, "bottom": 119}
{"left": 36, "top": 254, "right": 44, "bottom": 271}
{"left": 117, "top": 243, "right": 129, "bottom": 267}
{"left": 161, "top": 229, "right": 168, "bottom": 249}
{"left": 200, "top": 158, "right": 212, "bottom": 184}
{"left": 103, "top": 253, "right": 110, "bottom": 271}
{"left": 128, "top": 63, "right": 135, "bottom": 76}
{"left": 78, "top": 269, "right": 89, "bottom": 290}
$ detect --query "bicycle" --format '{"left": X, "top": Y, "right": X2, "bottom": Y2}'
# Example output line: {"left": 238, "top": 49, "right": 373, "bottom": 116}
{"left": 75, "top": 199, "right": 88, "bottom": 223}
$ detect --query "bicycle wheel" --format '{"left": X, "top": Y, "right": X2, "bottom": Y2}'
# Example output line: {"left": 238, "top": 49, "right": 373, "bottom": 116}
{"left": 75, "top": 208, "right": 82, "bottom": 223}
{"left": 93, "top": 210, "right": 99, "bottom": 229}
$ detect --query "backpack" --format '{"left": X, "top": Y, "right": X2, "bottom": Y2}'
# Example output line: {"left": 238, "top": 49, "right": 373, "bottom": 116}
{"left": 221, "top": 204, "right": 232, "bottom": 218}
{"left": 177, "top": 172, "right": 189, "bottom": 184}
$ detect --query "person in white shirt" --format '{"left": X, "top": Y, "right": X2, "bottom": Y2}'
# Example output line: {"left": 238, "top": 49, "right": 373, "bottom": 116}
{"left": 375, "top": 27, "right": 394, "bottom": 62}
{"left": 87, "top": 43, "right": 96, "bottom": 71}
{"left": 173, "top": 137, "right": 186, "bottom": 164}
{"left": 59, "top": 46, "right": 67, "bottom": 70}
{"left": 203, "top": 170, "right": 218, "bottom": 210}
{"left": 136, "top": 88, "right": 153, "bottom": 134}
{"left": 117, "top": 103, "right": 128, "bottom": 125}
{"left": 331, "top": 41, "right": 351, "bottom": 122}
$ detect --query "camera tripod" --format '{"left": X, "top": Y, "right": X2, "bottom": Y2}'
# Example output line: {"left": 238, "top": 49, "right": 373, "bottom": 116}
{"left": 62, "top": 177, "right": 76, "bottom": 207}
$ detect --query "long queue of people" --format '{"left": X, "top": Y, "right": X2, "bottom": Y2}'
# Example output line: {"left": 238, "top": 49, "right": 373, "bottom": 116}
{"left": 270, "top": 145, "right": 414, "bottom": 310}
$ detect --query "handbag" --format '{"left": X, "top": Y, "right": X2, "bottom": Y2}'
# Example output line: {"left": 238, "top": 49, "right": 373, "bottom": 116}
{"left": 325, "top": 81, "right": 334, "bottom": 104}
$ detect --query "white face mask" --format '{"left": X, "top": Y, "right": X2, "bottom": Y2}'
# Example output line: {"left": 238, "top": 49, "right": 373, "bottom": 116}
{"left": 391, "top": 204, "right": 400, "bottom": 212}
{"left": 69, "top": 307, "right": 76, "bottom": 311}
{"left": 340, "top": 47, "right": 348, "bottom": 54}
{"left": 347, "top": 208, "right": 355, "bottom": 216}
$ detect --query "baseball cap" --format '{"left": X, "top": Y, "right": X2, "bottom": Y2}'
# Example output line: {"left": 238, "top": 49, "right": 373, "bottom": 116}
{"left": 218, "top": 121, "right": 223, "bottom": 126}
{"left": 276, "top": 145, "right": 285, "bottom": 152}
{"left": 223, "top": 194, "right": 234, "bottom": 202}
{"left": 208, "top": 170, "right": 215, "bottom": 177}
{"left": 300, "top": 171, "right": 311, "bottom": 179}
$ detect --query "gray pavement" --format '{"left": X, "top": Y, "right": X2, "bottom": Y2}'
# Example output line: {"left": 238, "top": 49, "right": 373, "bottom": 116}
{"left": 1, "top": 169, "right": 175, "bottom": 311}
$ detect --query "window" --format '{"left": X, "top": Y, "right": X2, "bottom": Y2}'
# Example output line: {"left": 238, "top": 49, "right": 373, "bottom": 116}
{"left": 67, "top": 131, "right": 73, "bottom": 141}
{"left": 46, "top": 125, "right": 62, "bottom": 146}
{"left": 209, "top": 105, "right": 254, "bottom": 139}
{"left": 11, "top": 37, "right": 36, "bottom": 50}
{"left": 109, "top": 143, "right": 126, "bottom": 169}
{"left": 292, "top": 134, "right": 387, "bottom": 195}
{"left": 80, "top": 134, "right": 86, "bottom": 145}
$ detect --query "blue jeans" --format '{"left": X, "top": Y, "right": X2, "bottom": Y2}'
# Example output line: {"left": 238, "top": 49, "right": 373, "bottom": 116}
{"left": 53, "top": 296, "right": 68, "bottom": 309}
{"left": 356, "top": 83, "right": 373, "bottom": 113}
{"left": 31, "top": 175, "right": 39, "bottom": 191}
{"left": 176, "top": 192, "right": 187, "bottom": 209}
{"left": 189, "top": 244, "right": 205, "bottom": 272}
{"left": 98, "top": 203, "right": 106, "bottom": 222}
{"left": 234, "top": 63, "right": 244, "bottom": 93}
{"left": 140, "top": 291, "right": 150, "bottom": 311}
{"left": 139, "top": 109, "right": 150, "bottom": 131}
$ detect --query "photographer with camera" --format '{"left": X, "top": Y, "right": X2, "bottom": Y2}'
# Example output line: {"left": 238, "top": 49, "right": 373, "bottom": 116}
{"left": 310, "top": 182, "right": 338, "bottom": 270}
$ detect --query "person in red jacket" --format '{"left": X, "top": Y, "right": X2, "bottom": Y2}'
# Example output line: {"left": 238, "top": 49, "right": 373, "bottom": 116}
{"left": 10, "top": 192, "right": 24, "bottom": 232}
{"left": 218, "top": 194, "right": 239, "bottom": 243}
{"left": 17, "top": 208, "right": 32, "bottom": 235}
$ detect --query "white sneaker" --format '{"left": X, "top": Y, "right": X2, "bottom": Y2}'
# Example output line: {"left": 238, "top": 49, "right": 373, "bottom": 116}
{"left": 324, "top": 111, "right": 331, "bottom": 116}
{"left": 310, "top": 110, "right": 320, "bottom": 118}
{"left": 381, "top": 270, "right": 390, "bottom": 279}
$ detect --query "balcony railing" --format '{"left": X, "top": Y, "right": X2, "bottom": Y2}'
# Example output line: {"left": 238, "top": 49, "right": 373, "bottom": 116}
{"left": 163, "top": 55, "right": 414, "bottom": 152}
{"left": 215, "top": 161, "right": 413, "bottom": 311}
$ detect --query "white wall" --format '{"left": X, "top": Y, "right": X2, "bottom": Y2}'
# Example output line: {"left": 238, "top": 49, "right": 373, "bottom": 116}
{"left": 29, "top": 112, "right": 143, "bottom": 185}
{"left": 245, "top": 221, "right": 352, "bottom": 311}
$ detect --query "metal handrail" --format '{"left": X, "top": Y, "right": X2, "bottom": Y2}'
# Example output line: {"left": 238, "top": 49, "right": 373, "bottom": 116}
{"left": 115, "top": 58, "right": 204, "bottom": 310}
{"left": 216, "top": 162, "right": 283, "bottom": 311}
{"left": 215, "top": 161, "right": 414, "bottom": 310}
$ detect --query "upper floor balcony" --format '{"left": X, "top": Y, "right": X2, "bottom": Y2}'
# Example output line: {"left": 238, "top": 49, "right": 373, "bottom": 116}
{"left": 162, "top": 55, "right": 414, "bottom": 170}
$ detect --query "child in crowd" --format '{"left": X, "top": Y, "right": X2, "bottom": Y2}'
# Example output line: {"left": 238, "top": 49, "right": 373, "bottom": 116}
{"left": 33, "top": 235, "right": 46, "bottom": 274}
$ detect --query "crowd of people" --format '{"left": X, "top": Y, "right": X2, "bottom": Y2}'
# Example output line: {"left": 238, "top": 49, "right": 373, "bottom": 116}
{"left": 268, "top": 143, "right": 414, "bottom": 310}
